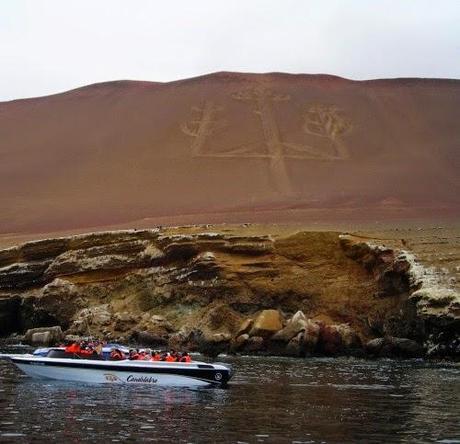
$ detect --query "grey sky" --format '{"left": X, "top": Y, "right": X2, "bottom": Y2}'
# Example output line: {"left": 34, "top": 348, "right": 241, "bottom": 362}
{"left": 1, "top": 0, "right": 459, "bottom": 101}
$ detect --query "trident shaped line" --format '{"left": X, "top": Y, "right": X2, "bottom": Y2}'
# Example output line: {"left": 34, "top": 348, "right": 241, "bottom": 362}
{"left": 181, "top": 90, "right": 353, "bottom": 196}
{"left": 232, "top": 87, "right": 292, "bottom": 194}
{"left": 180, "top": 101, "right": 226, "bottom": 157}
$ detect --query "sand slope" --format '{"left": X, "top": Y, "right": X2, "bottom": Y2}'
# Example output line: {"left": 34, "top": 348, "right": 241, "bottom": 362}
{"left": 1, "top": 72, "right": 459, "bottom": 234}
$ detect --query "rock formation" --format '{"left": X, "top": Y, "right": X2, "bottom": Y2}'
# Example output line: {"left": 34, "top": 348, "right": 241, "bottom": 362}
{"left": 0, "top": 227, "right": 458, "bottom": 358}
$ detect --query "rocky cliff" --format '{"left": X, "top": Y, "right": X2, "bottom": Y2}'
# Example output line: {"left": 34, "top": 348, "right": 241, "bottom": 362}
{"left": 0, "top": 227, "right": 458, "bottom": 358}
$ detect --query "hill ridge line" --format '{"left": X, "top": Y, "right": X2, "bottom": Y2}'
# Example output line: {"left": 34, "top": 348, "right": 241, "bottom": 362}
{"left": 2, "top": 71, "right": 460, "bottom": 105}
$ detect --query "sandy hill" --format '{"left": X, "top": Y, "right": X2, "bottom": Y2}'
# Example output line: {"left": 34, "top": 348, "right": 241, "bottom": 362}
{"left": 1, "top": 72, "right": 459, "bottom": 235}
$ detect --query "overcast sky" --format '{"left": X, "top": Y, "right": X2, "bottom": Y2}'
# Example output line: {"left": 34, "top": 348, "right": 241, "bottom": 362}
{"left": 1, "top": 0, "right": 459, "bottom": 101}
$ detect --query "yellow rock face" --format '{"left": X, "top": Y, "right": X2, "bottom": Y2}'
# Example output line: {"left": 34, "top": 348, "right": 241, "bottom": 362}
{"left": 249, "top": 310, "right": 284, "bottom": 338}
{"left": 236, "top": 318, "right": 254, "bottom": 337}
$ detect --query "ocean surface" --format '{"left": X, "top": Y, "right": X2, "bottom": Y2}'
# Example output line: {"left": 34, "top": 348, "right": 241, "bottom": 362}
{"left": 0, "top": 346, "right": 459, "bottom": 443}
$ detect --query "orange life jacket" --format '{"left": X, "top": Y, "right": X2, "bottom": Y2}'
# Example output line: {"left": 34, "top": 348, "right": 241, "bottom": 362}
{"left": 79, "top": 349, "right": 93, "bottom": 356}
{"left": 165, "top": 355, "right": 176, "bottom": 362}
{"left": 65, "top": 343, "right": 81, "bottom": 354}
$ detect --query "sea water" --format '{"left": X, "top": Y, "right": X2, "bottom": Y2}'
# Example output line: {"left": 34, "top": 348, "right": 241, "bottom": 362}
{"left": 0, "top": 347, "right": 459, "bottom": 443}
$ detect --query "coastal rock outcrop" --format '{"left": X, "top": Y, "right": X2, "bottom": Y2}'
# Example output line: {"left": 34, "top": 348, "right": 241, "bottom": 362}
{"left": 303, "top": 320, "right": 321, "bottom": 353}
{"left": 0, "top": 295, "right": 20, "bottom": 335}
{"left": 24, "top": 326, "right": 63, "bottom": 346}
{"left": 365, "top": 336, "right": 424, "bottom": 358}
{"left": 0, "top": 228, "right": 458, "bottom": 359}
{"left": 230, "top": 311, "right": 362, "bottom": 357}
{"left": 271, "top": 310, "right": 306, "bottom": 342}
{"left": 249, "top": 310, "right": 284, "bottom": 338}
{"left": 340, "top": 235, "right": 459, "bottom": 358}
{"left": 340, "top": 237, "right": 414, "bottom": 297}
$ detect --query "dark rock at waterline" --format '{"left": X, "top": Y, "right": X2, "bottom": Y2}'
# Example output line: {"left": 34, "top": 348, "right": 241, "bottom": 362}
{"left": 0, "top": 333, "right": 26, "bottom": 345}
{"left": 0, "top": 295, "right": 21, "bottom": 335}
{"left": 318, "top": 323, "right": 344, "bottom": 355}
{"left": 365, "top": 336, "right": 424, "bottom": 358}
{"left": 130, "top": 330, "right": 168, "bottom": 347}
{"left": 312, "top": 322, "right": 361, "bottom": 356}
{"left": 425, "top": 325, "right": 460, "bottom": 359}
{"left": 303, "top": 320, "right": 321, "bottom": 353}
{"left": 382, "top": 313, "right": 426, "bottom": 342}
{"left": 230, "top": 334, "right": 249, "bottom": 353}
{"left": 24, "top": 326, "right": 63, "bottom": 346}
{"left": 285, "top": 332, "right": 305, "bottom": 357}
{"left": 243, "top": 336, "right": 265, "bottom": 353}
{"left": 168, "top": 329, "right": 201, "bottom": 353}
{"left": 195, "top": 331, "right": 231, "bottom": 358}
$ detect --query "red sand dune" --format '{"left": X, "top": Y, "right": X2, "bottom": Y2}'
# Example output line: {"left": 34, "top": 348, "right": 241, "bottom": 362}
{"left": 0, "top": 72, "right": 459, "bottom": 235}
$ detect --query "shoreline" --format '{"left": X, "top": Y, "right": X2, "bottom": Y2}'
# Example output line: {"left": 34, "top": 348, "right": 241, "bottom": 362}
{"left": 1, "top": 340, "right": 459, "bottom": 364}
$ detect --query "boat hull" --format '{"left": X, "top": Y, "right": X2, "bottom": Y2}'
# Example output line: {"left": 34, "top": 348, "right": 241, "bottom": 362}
{"left": 15, "top": 362, "right": 213, "bottom": 386}
{"left": 4, "top": 355, "right": 232, "bottom": 387}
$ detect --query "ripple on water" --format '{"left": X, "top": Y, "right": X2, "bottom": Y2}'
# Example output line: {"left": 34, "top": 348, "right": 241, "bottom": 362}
{"left": 0, "top": 355, "right": 459, "bottom": 443}
{"left": 1, "top": 433, "right": 26, "bottom": 438}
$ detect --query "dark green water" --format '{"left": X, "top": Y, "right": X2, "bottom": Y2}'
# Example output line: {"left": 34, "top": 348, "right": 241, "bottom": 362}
{"left": 0, "top": 347, "right": 459, "bottom": 443}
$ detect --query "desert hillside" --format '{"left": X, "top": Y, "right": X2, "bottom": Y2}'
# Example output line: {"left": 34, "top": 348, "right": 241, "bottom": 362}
{"left": 1, "top": 72, "right": 459, "bottom": 235}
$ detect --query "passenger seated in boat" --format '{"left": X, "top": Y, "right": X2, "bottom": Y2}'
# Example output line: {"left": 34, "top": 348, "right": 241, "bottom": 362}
{"left": 110, "top": 348, "right": 125, "bottom": 360}
{"left": 79, "top": 348, "right": 96, "bottom": 357}
{"left": 128, "top": 349, "right": 140, "bottom": 360}
{"left": 164, "top": 351, "right": 177, "bottom": 362}
{"left": 180, "top": 352, "right": 191, "bottom": 363}
{"left": 65, "top": 342, "right": 81, "bottom": 354}
{"left": 78, "top": 341, "right": 93, "bottom": 355}
{"left": 151, "top": 351, "right": 161, "bottom": 361}
{"left": 137, "top": 349, "right": 151, "bottom": 360}
{"left": 142, "top": 349, "right": 152, "bottom": 360}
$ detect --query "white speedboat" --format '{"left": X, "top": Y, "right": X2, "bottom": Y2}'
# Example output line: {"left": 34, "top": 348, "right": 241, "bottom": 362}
{"left": 0, "top": 348, "right": 233, "bottom": 387}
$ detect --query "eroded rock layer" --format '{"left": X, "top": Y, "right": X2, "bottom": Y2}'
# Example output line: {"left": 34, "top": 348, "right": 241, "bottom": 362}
{"left": 0, "top": 228, "right": 458, "bottom": 358}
